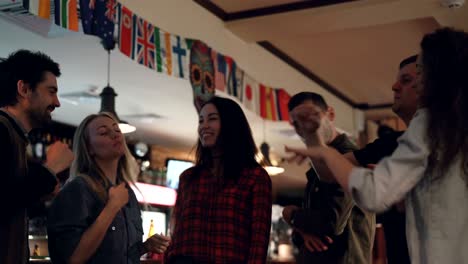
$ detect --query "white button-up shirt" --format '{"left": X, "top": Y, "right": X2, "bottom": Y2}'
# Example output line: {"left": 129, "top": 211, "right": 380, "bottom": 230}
{"left": 349, "top": 109, "right": 468, "bottom": 264}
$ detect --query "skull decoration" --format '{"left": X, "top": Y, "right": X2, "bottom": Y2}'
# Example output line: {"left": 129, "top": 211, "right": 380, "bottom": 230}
{"left": 190, "top": 40, "right": 215, "bottom": 112}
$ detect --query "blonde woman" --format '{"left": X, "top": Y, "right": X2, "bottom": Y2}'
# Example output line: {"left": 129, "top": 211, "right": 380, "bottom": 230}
{"left": 48, "top": 112, "right": 170, "bottom": 264}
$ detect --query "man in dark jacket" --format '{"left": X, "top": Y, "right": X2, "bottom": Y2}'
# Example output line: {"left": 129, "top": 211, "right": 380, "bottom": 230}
{"left": 282, "top": 92, "right": 375, "bottom": 263}
{"left": 0, "top": 50, "right": 74, "bottom": 264}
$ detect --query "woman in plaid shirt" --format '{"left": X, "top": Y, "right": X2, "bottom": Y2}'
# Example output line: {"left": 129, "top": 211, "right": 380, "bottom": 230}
{"left": 165, "top": 97, "right": 272, "bottom": 264}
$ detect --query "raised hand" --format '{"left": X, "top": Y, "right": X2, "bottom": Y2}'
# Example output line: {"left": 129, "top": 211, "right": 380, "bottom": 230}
{"left": 45, "top": 141, "right": 74, "bottom": 174}
{"left": 107, "top": 183, "right": 129, "bottom": 211}
{"left": 284, "top": 145, "right": 326, "bottom": 165}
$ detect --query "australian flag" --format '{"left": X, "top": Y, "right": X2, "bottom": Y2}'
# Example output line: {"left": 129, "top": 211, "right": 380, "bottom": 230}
{"left": 80, "top": 0, "right": 117, "bottom": 48}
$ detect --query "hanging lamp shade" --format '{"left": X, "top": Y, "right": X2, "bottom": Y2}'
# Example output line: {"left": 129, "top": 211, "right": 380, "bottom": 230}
{"left": 99, "top": 40, "right": 136, "bottom": 134}
{"left": 260, "top": 142, "right": 285, "bottom": 176}
{"left": 99, "top": 85, "right": 136, "bottom": 134}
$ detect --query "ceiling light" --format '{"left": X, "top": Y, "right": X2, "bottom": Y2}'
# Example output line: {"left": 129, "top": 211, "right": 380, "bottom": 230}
{"left": 99, "top": 42, "right": 136, "bottom": 134}
{"left": 260, "top": 142, "right": 284, "bottom": 176}
{"left": 259, "top": 121, "right": 284, "bottom": 176}
{"left": 99, "top": 85, "right": 136, "bottom": 134}
{"left": 118, "top": 120, "right": 136, "bottom": 134}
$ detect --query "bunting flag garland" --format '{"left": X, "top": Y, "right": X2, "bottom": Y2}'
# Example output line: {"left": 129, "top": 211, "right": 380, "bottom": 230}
{"left": 209, "top": 45, "right": 288, "bottom": 121}
{"left": 212, "top": 50, "right": 227, "bottom": 92}
{"left": 24, "top": 0, "right": 50, "bottom": 19}
{"left": 21, "top": 0, "right": 296, "bottom": 122}
{"left": 224, "top": 56, "right": 234, "bottom": 93}
{"left": 153, "top": 28, "right": 190, "bottom": 78}
{"left": 161, "top": 30, "right": 173, "bottom": 75}
{"left": 171, "top": 35, "right": 189, "bottom": 79}
{"left": 275, "top": 88, "right": 291, "bottom": 121}
{"left": 260, "top": 84, "right": 278, "bottom": 121}
{"left": 79, "top": 0, "right": 116, "bottom": 47}
{"left": 226, "top": 59, "right": 237, "bottom": 97}
{"left": 116, "top": 5, "right": 191, "bottom": 79}
{"left": 54, "top": 0, "right": 79, "bottom": 31}
{"left": 241, "top": 74, "right": 259, "bottom": 114}
{"left": 154, "top": 27, "right": 165, "bottom": 73}
{"left": 227, "top": 63, "right": 244, "bottom": 102}
{"left": 117, "top": 4, "right": 136, "bottom": 59}
{"left": 154, "top": 27, "right": 172, "bottom": 75}
{"left": 136, "top": 17, "right": 156, "bottom": 69}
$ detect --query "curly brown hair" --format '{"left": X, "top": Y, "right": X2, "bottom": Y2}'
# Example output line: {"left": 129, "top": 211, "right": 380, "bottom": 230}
{"left": 420, "top": 28, "right": 468, "bottom": 183}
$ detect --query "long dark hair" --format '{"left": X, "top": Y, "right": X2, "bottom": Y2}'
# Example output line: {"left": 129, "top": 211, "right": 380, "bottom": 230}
{"left": 420, "top": 28, "right": 468, "bottom": 183}
{"left": 195, "top": 96, "right": 259, "bottom": 181}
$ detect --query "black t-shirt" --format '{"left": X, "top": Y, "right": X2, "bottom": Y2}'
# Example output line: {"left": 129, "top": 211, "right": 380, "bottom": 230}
{"left": 352, "top": 130, "right": 410, "bottom": 264}
{"left": 353, "top": 131, "right": 404, "bottom": 166}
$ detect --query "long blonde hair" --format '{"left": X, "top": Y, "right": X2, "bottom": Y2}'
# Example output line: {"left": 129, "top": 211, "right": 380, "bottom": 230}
{"left": 69, "top": 112, "right": 138, "bottom": 201}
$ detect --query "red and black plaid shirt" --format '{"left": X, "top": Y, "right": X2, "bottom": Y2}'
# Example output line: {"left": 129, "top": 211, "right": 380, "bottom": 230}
{"left": 165, "top": 166, "right": 272, "bottom": 264}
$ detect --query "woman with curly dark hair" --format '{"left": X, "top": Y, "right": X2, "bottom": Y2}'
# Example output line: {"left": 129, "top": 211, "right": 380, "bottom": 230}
{"left": 286, "top": 28, "right": 468, "bottom": 263}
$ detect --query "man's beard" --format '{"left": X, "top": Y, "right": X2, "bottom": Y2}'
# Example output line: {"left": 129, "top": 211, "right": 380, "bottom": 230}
{"left": 28, "top": 108, "right": 52, "bottom": 128}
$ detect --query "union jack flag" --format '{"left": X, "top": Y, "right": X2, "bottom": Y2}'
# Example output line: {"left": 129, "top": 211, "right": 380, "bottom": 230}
{"left": 136, "top": 18, "right": 155, "bottom": 69}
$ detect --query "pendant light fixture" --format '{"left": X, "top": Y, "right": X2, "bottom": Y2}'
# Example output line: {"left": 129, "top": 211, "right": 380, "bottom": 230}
{"left": 259, "top": 120, "right": 284, "bottom": 176}
{"left": 100, "top": 40, "right": 136, "bottom": 134}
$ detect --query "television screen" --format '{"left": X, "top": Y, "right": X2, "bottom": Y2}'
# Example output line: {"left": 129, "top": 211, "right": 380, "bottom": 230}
{"left": 166, "top": 159, "right": 194, "bottom": 189}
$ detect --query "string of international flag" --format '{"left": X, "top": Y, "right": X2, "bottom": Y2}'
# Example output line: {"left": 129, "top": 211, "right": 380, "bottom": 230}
{"left": 20, "top": 0, "right": 291, "bottom": 121}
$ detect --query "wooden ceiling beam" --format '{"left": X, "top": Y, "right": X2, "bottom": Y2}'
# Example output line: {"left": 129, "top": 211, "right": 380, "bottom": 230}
{"left": 225, "top": 0, "right": 442, "bottom": 42}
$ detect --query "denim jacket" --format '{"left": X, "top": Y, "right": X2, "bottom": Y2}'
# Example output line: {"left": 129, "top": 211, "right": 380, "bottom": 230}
{"left": 48, "top": 176, "right": 144, "bottom": 264}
